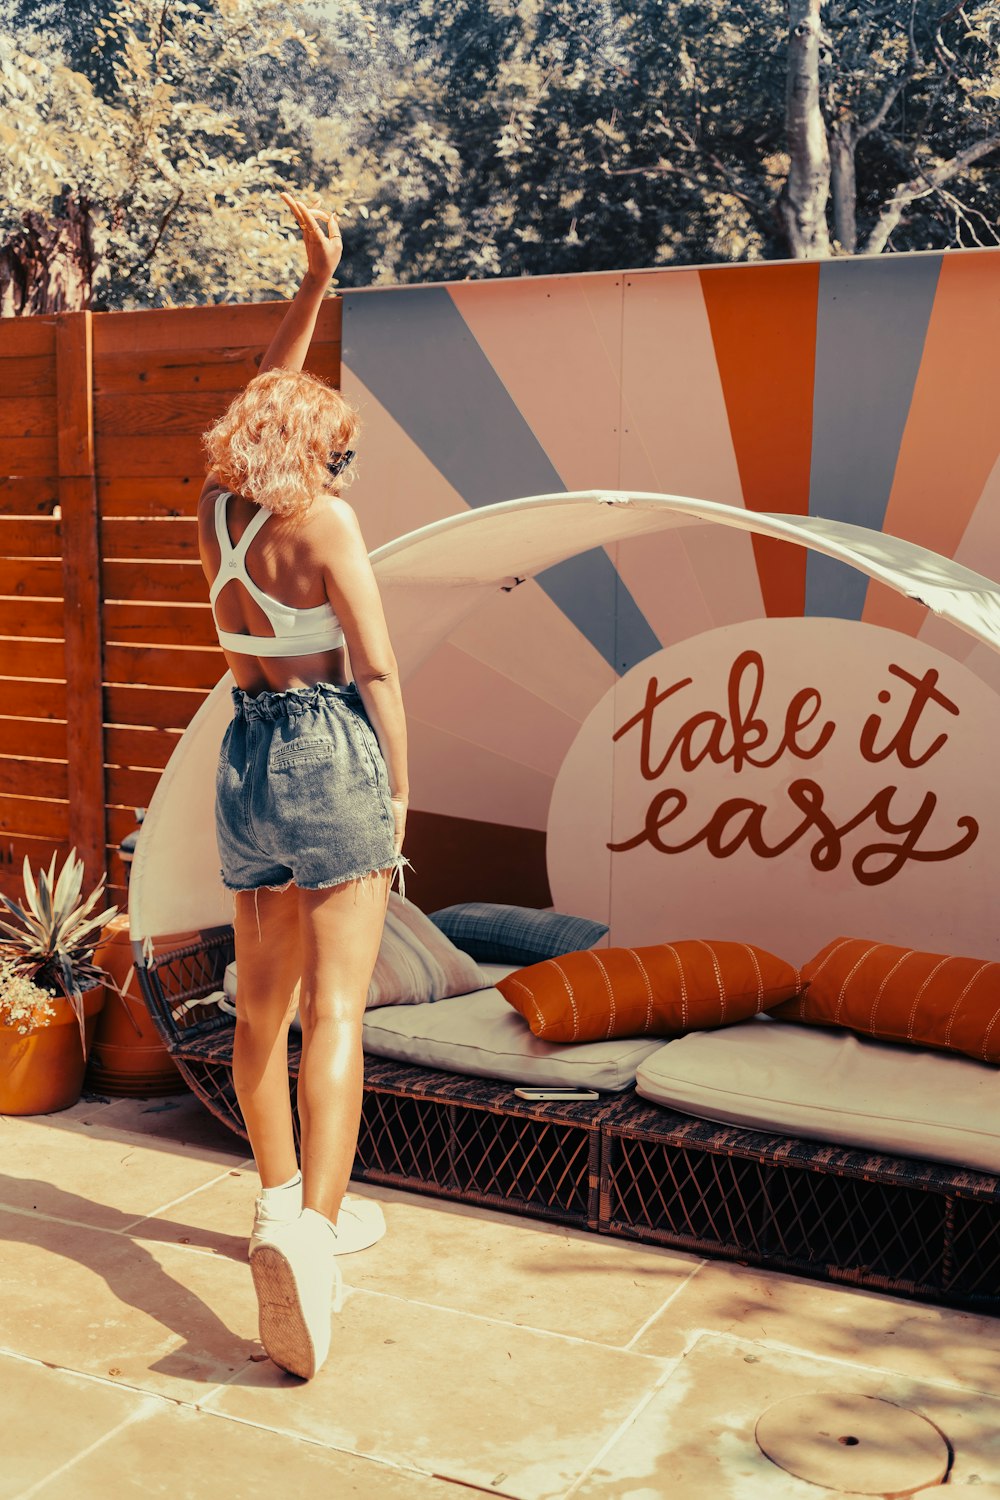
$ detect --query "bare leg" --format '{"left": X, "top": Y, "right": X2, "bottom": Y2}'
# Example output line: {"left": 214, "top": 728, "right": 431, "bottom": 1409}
{"left": 232, "top": 886, "right": 302, "bottom": 1189}
{"left": 297, "top": 870, "right": 391, "bottom": 1225}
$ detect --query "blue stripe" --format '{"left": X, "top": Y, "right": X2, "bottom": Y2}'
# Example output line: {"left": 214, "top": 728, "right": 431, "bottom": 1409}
{"left": 805, "top": 255, "right": 942, "bottom": 619}
{"left": 342, "top": 286, "right": 660, "bottom": 672}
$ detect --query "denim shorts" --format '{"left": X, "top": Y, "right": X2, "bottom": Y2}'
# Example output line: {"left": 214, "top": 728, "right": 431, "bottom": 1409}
{"left": 215, "top": 681, "right": 410, "bottom": 897}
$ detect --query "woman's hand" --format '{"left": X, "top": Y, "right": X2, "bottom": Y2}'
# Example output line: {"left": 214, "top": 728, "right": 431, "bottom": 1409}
{"left": 390, "top": 793, "right": 408, "bottom": 857}
{"left": 281, "top": 192, "right": 343, "bottom": 284}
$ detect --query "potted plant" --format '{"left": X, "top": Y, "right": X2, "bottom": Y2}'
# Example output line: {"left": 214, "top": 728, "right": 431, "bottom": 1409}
{"left": 0, "top": 850, "right": 119, "bottom": 1115}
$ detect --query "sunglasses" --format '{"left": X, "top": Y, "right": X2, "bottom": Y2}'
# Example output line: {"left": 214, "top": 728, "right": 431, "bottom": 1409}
{"left": 326, "top": 449, "right": 356, "bottom": 478}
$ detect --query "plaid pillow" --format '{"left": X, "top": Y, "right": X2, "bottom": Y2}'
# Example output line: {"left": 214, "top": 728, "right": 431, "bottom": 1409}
{"left": 428, "top": 903, "right": 609, "bottom": 966}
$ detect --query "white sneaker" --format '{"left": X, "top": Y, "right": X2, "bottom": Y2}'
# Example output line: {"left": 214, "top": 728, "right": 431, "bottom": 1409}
{"left": 249, "top": 1209, "right": 344, "bottom": 1380}
{"left": 332, "top": 1196, "right": 387, "bottom": 1255}
{"left": 250, "top": 1184, "right": 386, "bottom": 1259}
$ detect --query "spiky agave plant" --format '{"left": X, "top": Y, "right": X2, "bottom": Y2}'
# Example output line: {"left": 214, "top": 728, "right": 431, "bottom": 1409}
{"left": 0, "top": 850, "right": 118, "bottom": 1054}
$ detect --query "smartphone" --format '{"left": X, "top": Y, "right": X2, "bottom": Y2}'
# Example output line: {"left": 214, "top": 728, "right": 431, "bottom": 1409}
{"left": 513, "top": 1087, "right": 600, "bottom": 1101}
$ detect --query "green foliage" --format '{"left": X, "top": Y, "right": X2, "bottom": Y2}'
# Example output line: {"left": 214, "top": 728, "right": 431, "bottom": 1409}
{"left": 0, "top": 0, "right": 996, "bottom": 308}
{"left": 0, "top": 850, "right": 117, "bottom": 1052}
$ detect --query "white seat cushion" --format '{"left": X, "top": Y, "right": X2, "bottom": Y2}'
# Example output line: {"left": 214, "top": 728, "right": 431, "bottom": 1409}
{"left": 635, "top": 1014, "right": 1000, "bottom": 1175}
{"left": 361, "top": 963, "right": 664, "bottom": 1093}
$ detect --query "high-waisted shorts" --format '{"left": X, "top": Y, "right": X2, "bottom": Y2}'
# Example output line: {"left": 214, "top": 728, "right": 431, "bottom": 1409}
{"left": 215, "top": 681, "right": 411, "bottom": 897}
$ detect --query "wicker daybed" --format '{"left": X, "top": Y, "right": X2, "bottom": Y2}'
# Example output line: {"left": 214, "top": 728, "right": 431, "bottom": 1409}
{"left": 134, "top": 923, "right": 1000, "bottom": 1314}
{"left": 129, "top": 494, "right": 1000, "bottom": 1316}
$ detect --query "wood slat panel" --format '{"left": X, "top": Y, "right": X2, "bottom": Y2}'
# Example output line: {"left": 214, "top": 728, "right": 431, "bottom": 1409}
{"left": 96, "top": 435, "right": 208, "bottom": 475}
{"left": 103, "top": 601, "right": 215, "bottom": 647}
{"left": 96, "top": 390, "right": 245, "bottom": 438}
{"left": 0, "top": 639, "right": 65, "bottom": 677}
{"left": 0, "top": 559, "right": 63, "bottom": 597}
{"left": 0, "top": 679, "right": 67, "bottom": 719}
{"left": 0, "top": 478, "right": 59, "bottom": 515}
{"left": 0, "top": 837, "right": 69, "bottom": 900}
{"left": 107, "top": 804, "right": 145, "bottom": 843}
{"left": 106, "top": 765, "right": 161, "bottom": 807}
{"left": 92, "top": 300, "right": 340, "bottom": 353}
{"left": 58, "top": 308, "right": 106, "bottom": 888}
{"left": 99, "top": 477, "right": 198, "bottom": 517}
{"left": 0, "top": 319, "right": 57, "bottom": 358}
{"left": 94, "top": 344, "right": 338, "bottom": 395}
{"left": 104, "top": 644, "right": 222, "bottom": 689}
{"left": 101, "top": 517, "right": 198, "bottom": 559}
{"left": 0, "top": 599, "right": 63, "bottom": 638}
{"left": 0, "top": 355, "right": 56, "bottom": 398}
{"left": 0, "top": 435, "right": 58, "bottom": 474}
{"left": 0, "top": 717, "right": 66, "bottom": 758}
{"left": 0, "top": 396, "right": 56, "bottom": 438}
{"left": 104, "top": 683, "right": 209, "bottom": 730}
{"left": 0, "top": 517, "right": 61, "bottom": 556}
{"left": 105, "top": 725, "right": 182, "bottom": 768}
{"left": 0, "top": 793, "right": 68, "bottom": 838}
{"left": 95, "top": 346, "right": 264, "bottom": 395}
{"left": 0, "top": 756, "right": 68, "bottom": 799}
{"left": 102, "top": 559, "right": 204, "bottom": 603}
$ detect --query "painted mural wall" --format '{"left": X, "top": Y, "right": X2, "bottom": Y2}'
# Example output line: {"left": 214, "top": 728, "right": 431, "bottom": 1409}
{"left": 341, "top": 250, "right": 1000, "bottom": 964}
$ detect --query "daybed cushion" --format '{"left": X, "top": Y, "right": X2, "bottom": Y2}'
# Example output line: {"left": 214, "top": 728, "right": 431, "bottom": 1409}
{"left": 361, "top": 963, "right": 665, "bottom": 1093}
{"left": 634, "top": 1013, "right": 1000, "bottom": 1175}
{"left": 497, "top": 942, "right": 801, "bottom": 1042}
{"left": 770, "top": 935, "right": 1000, "bottom": 1065}
{"left": 428, "top": 902, "right": 609, "bottom": 965}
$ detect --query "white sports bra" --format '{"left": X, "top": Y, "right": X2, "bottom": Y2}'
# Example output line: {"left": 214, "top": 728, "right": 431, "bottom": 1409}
{"left": 209, "top": 491, "right": 346, "bottom": 657}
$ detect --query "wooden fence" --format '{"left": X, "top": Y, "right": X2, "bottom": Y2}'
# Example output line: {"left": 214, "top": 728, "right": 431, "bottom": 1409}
{"left": 0, "top": 299, "right": 341, "bottom": 907}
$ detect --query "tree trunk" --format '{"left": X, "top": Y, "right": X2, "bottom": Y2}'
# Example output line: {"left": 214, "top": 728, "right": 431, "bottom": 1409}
{"left": 829, "top": 121, "right": 858, "bottom": 253}
{"left": 779, "top": 0, "right": 832, "bottom": 258}
{"left": 0, "top": 198, "right": 95, "bottom": 317}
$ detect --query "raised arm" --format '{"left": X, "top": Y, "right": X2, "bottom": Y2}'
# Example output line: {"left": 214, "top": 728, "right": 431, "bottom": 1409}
{"left": 257, "top": 195, "right": 343, "bottom": 376}
{"left": 201, "top": 196, "right": 345, "bottom": 504}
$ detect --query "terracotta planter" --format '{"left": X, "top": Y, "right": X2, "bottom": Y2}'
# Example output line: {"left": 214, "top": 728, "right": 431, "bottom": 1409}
{"left": 0, "top": 984, "right": 106, "bottom": 1115}
{"left": 85, "top": 917, "right": 189, "bottom": 1098}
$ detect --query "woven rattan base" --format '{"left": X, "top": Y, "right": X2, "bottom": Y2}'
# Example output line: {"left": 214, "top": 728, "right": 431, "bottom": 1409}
{"left": 137, "top": 931, "right": 1000, "bottom": 1313}
{"left": 601, "top": 1096, "right": 1000, "bottom": 1311}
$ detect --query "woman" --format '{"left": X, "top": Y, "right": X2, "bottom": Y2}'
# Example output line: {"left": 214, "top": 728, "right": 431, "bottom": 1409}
{"left": 198, "top": 194, "right": 409, "bottom": 1382}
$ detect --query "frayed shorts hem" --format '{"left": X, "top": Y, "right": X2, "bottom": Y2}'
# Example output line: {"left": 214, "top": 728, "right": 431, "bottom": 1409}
{"left": 221, "top": 853, "right": 413, "bottom": 901}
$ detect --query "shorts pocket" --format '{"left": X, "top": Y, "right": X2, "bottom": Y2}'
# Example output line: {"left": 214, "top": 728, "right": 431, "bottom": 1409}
{"left": 269, "top": 740, "right": 336, "bottom": 772}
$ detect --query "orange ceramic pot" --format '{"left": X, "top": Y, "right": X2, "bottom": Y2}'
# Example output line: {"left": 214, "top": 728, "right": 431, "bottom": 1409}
{"left": 85, "top": 917, "right": 189, "bottom": 1098}
{"left": 0, "top": 984, "right": 105, "bottom": 1115}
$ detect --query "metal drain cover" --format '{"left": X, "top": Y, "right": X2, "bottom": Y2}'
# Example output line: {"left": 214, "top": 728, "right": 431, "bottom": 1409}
{"left": 755, "top": 1393, "right": 949, "bottom": 1495}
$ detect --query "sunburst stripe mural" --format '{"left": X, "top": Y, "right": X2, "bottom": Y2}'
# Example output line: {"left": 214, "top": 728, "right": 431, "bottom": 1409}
{"left": 805, "top": 254, "right": 943, "bottom": 621}
{"left": 866, "top": 251, "right": 1000, "bottom": 642}
{"left": 614, "top": 269, "right": 764, "bottom": 636}
{"left": 340, "top": 284, "right": 660, "bottom": 674}
{"left": 339, "top": 254, "right": 1000, "bottom": 911}
{"left": 700, "top": 261, "right": 820, "bottom": 619}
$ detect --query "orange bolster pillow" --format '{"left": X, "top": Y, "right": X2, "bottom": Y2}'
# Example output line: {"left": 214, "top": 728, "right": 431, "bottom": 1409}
{"left": 770, "top": 936, "right": 1000, "bottom": 1064}
{"left": 496, "top": 941, "right": 802, "bottom": 1043}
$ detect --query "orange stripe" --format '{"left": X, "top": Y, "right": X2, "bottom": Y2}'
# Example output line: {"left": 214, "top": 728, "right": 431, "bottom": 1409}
{"left": 700, "top": 263, "right": 820, "bottom": 618}
{"left": 864, "top": 252, "right": 1000, "bottom": 636}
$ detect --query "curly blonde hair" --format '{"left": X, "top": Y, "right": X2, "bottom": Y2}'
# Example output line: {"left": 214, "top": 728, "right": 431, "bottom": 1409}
{"left": 202, "top": 368, "right": 362, "bottom": 519}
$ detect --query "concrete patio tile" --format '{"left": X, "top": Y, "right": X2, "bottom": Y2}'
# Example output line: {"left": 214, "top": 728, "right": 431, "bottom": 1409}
{"left": 346, "top": 1182, "right": 703, "bottom": 1346}
{"left": 634, "top": 1257, "right": 1000, "bottom": 1389}
{"left": 73, "top": 1091, "right": 249, "bottom": 1159}
{"left": 0, "top": 1352, "right": 158, "bottom": 1500}
{"left": 0, "top": 1113, "right": 242, "bottom": 1231}
{"left": 206, "top": 1287, "right": 670, "bottom": 1500}
{"left": 569, "top": 1333, "right": 1000, "bottom": 1499}
{"left": 25, "top": 1400, "right": 467, "bottom": 1500}
{"left": 0, "top": 1208, "right": 260, "bottom": 1400}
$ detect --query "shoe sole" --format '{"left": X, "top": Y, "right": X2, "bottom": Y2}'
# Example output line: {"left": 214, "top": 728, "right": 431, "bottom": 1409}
{"left": 250, "top": 1244, "right": 321, "bottom": 1380}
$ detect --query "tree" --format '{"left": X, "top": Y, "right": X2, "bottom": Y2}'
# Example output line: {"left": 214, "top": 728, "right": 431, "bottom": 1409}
{"left": 322, "top": 0, "right": 998, "bottom": 277}
{"left": 0, "top": 0, "right": 319, "bottom": 313}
